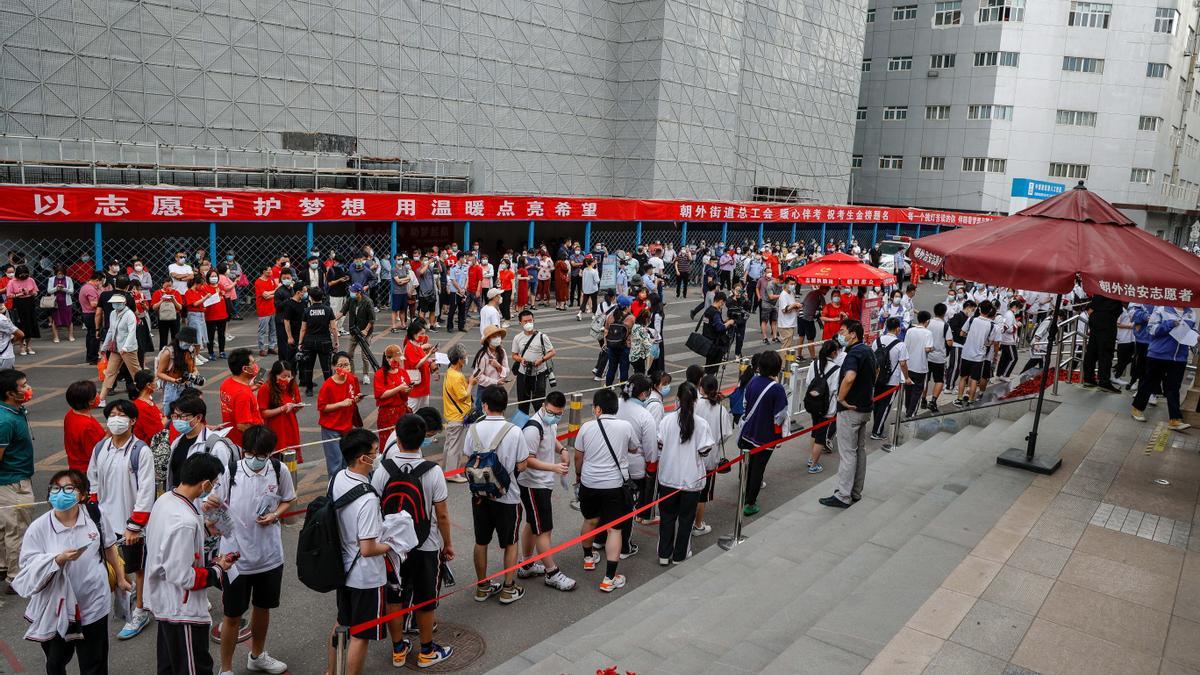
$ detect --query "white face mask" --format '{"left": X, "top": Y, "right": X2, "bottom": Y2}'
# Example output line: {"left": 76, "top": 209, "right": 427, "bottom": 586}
{"left": 106, "top": 416, "right": 131, "bottom": 435}
{"left": 133, "top": 264, "right": 143, "bottom": 272}
{"left": 489, "top": 337, "right": 502, "bottom": 348}
{"left": 522, "top": 322, "right": 535, "bottom": 333}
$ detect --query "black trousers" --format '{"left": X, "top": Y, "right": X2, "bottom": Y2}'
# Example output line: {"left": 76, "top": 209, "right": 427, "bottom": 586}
{"left": 83, "top": 313, "right": 100, "bottom": 363}
{"left": 299, "top": 339, "right": 333, "bottom": 391}
{"left": 945, "top": 346, "right": 962, "bottom": 384}
{"left": 872, "top": 388, "right": 896, "bottom": 437}
{"left": 675, "top": 271, "right": 689, "bottom": 297}
{"left": 569, "top": 276, "right": 582, "bottom": 305}
{"left": 275, "top": 320, "right": 294, "bottom": 364}
{"left": 446, "top": 293, "right": 467, "bottom": 331}
{"left": 1134, "top": 358, "right": 1186, "bottom": 419}
{"left": 996, "top": 344, "right": 1019, "bottom": 378}
{"left": 515, "top": 371, "right": 547, "bottom": 415}
{"left": 904, "top": 372, "right": 927, "bottom": 418}
{"left": 1113, "top": 341, "right": 1135, "bottom": 379}
{"left": 156, "top": 621, "right": 213, "bottom": 675}
{"left": 1130, "top": 341, "right": 1150, "bottom": 388}
{"left": 42, "top": 615, "right": 109, "bottom": 675}
{"left": 657, "top": 489, "right": 701, "bottom": 562}
{"left": 1082, "top": 324, "right": 1116, "bottom": 385}
{"left": 744, "top": 448, "right": 773, "bottom": 506}
{"left": 157, "top": 319, "right": 179, "bottom": 351}
{"left": 206, "top": 318, "right": 227, "bottom": 355}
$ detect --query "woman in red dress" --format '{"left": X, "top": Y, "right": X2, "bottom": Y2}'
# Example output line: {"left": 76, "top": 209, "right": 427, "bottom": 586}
{"left": 821, "top": 295, "right": 846, "bottom": 341}
{"left": 554, "top": 255, "right": 570, "bottom": 310}
{"left": 403, "top": 320, "right": 436, "bottom": 410}
{"left": 374, "top": 344, "right": 412, "bottom": 449}
{"left": 259, "top": 360, "right": 303, "bottom": 462}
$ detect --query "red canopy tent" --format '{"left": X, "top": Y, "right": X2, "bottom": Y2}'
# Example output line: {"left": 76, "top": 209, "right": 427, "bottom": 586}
{"left": 781, "top": 252, "right": 896, "bottom": 287}
{"left": 911, "top": 183, "right": 1200, "bottom": 473}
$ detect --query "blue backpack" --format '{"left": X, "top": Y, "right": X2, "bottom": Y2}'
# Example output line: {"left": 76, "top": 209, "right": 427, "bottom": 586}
{"left": 464, "top": 423, "right": 515, "bottom": 499}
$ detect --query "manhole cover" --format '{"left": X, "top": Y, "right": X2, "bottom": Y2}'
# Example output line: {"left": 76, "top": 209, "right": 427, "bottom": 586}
{"left": 403, "top": 622, "right": 486, "bottom": 672}
{"left": 1154, "top": 479, "right": 1171, "bottom": 486}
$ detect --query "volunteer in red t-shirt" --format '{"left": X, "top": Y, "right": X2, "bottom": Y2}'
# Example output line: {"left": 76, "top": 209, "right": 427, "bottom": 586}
{"left": 317, "top": 351, "right": 362, "bottom": 475}
{"left": 498, "top": 259, "right": 516, "bottom": 319}
{"left": 373, "top": 344, "right": 413, "bottom": 448}
{"left": 63, "top": 380, "right": 105, "bottom": 473}
{"left": 219, "top": 348, "right": 264, "bottom": 447}
{"left": 199, "top": 271, "right": 229, "bottom": 359}
{"left": 131, "top": 371, "right": 165, "bottom": 444}
{"left": 259, "top": 360, "right": 303, "bottom": 462}
{"left": 403, "top": 321, "right": 436, "bottom": 409}
{"left": 253, "top": 266, "right": 278, "bottom": 357}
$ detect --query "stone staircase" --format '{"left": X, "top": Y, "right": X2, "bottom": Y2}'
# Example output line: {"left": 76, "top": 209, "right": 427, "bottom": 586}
{"left": 491, "top": 396, "right": 1098, "bottom": 674}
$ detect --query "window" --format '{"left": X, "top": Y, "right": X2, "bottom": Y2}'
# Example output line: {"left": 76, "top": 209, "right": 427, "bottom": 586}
{"left": 1130, "top": 168, "right": 1154, "bottom": 184}
{"left": 1138, "top": 115, "right": 1161, "bottom": 131}
{"left": 967, "top": 104, "right": 1014, "bottom": 120}
{"left": 974, "top": 51, "right": 1020, "bottom": 67}
{"left": 893, "top": 5, "right": 918, "bottom": 21}
{"left": 1062, "top": 56, "right": 1105, "bottom": 73}
{"left": 862, "top": 59, "right": 872, "bottom": 72}
{"left": 930, "top": 53, "right": 957, "bottom": 69}
{"left": 962, "top": 157, "right": 1007, "bottom": 173}
{"left": 879, "top": 155, "right": 904, "bottom": 170}
{"left": 1049, "top": 162, "right": 1090, "bottom": 179}
{"left": 883, "top": 106, "right": 909, "bottom": 120}
{"left": 866, "top": 8, "right": 876, "bottom": 22}
{"left": 1056, "top": 110, "right": 1097, "bottom": 127}
{"left": 1147, "top": 62, "right": 1170, "bottom": 78}
{"left": 920, "top": 156, "right": 946, "bottom": 171}
{"left": 856, "top": 106, "right": 868, "bottom": 121}
{"left": 1068, "top": 2, "right": 1112, "bottom": 28}
{"left": 925, "top": 105, "right": 952, "bottom": 120}
{"left": 934, "top": 1, "right": 962, "bottom": 26}
{"left": 978, "top": 0, "right": 1025, "bottom": 23}
{"left": 988, "top": 158, "right": 1007, "bottom": 173}
{"left": 1155, "top": 7, "right": 1178, "bottom": 34}
{"left": 888, "top": 56, "right": 914, "bottom": 71}
{"left": 852, "top": 155, "right": 863, "bottom": 169}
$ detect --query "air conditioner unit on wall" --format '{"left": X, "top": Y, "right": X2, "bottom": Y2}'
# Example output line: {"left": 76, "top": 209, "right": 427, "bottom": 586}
{"left": 927, "top": 70, "right": 939, "bottom": 77}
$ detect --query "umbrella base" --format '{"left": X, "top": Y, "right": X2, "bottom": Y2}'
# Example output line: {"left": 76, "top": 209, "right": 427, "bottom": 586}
{"left": 996, "top": 448, "right": 1062, "bottom": 475}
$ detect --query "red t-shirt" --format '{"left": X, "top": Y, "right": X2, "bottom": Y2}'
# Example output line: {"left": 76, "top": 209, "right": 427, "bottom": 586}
{"left": 254, "top": 277, "right": 277, "bottom": 317}
{"left": 467, "top": 265, "right": 483, "bottom": 293}
{"left": 67, "top": 260, "right": 94, "bottom": 285}
{"left": 201, "top": 284, "right": 228, "bottom": 322}
{"left": 257, "top": 383, "right": 301, "bottom": 460}
{"left": 63, "top": 411, "right": 106, "bottom": 474}
{"left": 220, "top": 378, "right": 263, "bottom": 446}
{"left": 630, "top": 299, "right": 647, "bottom": 319}
{"left": 131, "top": 398, "right": 164, "bottom": 444}
{"left": 403, "top": 340, "right": 432, "bottom": 398}
{"left": 373, "top": 367, "right": 412, "bottom": 412}
{"left": 498, "top": 269, "right": 515, "bottom": 291}
{"left": 151, "top": 288, "right": 181, "bottom": 315}
{"left": 318, "top": 375, "right": 360, "bottom": 433}
{"left": 765, "top": 253, "right": 780, "bottom": 278}
{"left": 183, "top": 287, "right": 206, "bottom": 313}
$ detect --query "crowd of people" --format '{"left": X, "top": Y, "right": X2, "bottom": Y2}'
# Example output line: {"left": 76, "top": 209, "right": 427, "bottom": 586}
{"left": 0, "top": 235, "right": 1195, "bottom": 675}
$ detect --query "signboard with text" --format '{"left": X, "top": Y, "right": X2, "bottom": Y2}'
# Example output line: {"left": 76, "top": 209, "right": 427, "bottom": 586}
{"left": 1010, "top": 178, "right": 1065, "bottom": 201}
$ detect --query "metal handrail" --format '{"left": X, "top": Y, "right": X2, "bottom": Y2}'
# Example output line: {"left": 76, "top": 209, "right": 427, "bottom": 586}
{"left": 898, "top": 391, "right": 1042, "bottom": 424}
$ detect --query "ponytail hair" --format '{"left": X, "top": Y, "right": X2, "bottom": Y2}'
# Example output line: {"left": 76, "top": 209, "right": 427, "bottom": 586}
{"left": 699, "top": 374, "right": 723, "bottom": 403}
{"left": 624, "top": 373, "right": 653, "bottom": 400}
{"left": 818, "top": 338, "right": 840, "bottom": 371}
{"left": 677, "top": 382, "right": 697, "bottom": 443}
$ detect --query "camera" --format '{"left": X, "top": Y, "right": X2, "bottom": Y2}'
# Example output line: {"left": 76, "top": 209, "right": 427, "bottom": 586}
{"left": 727, "top": 305, "right": 749, "bottom": 323}
{"left": 181, "top": 371, "right": 205, "bottom": 388}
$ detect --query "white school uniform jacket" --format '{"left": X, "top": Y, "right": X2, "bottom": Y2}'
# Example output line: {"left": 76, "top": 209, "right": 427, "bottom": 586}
{"left": 16, "top": 510, "right": 116, "bottom": 639}
{"left": 645, "top": 392, "right": 666, "bottom": 425}
{"left": 656, "top": 413, "right": 714, "bottom": 492}
{"left": 617, "top": 398, "right": 658, "bottom": 477}
{"left": 695, "top": 398, "right": 734, "bottom": 471}
{"left": 87, "top": 435, "right": 155, "bottom": 537}
{"left": 999, "top": 310, "right": 1020, "bottom": 345}
{"left": 143, "top": 490, "right": 218, "bottom": 624}
{"left": 215, "top": 459, "right": 296, "bottom": 576}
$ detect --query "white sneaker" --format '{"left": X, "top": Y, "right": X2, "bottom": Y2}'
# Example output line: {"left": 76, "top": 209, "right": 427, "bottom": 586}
{"left": 692, "top": 522, "right": 712, "bottom": 536}
{"left": 116, "top": 608, "right": 151, "bottom": 640}
{"left": 246, "top": 650, "right": 288, "bottom": 674}
{"left": 361, "top": 376, "right": 371, "bottom": 385}
{"left": 1149, "top": 394, "right": 1159, "bottom": 407}
{"left": 544, "top": 569, "right": 577, "bottom": 591}
{"left": 516, "top": 561, "right": 546, "bottom": 578}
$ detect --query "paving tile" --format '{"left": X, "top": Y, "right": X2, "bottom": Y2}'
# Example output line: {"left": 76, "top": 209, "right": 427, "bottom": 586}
{"left": 1012, "top": 618, "right": 1161, "bottom": 675}
{"left": 980, "top": 565, "right": 1055, "bottom": 616}
{"left": 862, "top": 627, "right": 943, "bottom": 675}
{"left": 759, "top": 635, "right": 869, "bottom": 675}
{"left": 1061, "top": 473, "right": 1113, "bottom": 501}
{"left": 972, "top": 527, "right": 1025, "bottom": 564}
{"left": 1027, "top": 512, "right": 1088, "bottom": 548}
{"left": 1106, "top": 469, "right": 1200, "bottom": 523}
{"left": 1007, "top": 538, "right": 1073, "bottom": 579}
{"left": 948, "top": 599, "right": 1034, "bottom": 660}
{"left": 1175, "top": 552, "right": 1200, "bottom": 623}
{"left": 906, "top": 588, "right": 976, "bottom": 640}
{"left": 922, "top": 641, "right": 1008, "bottom": 675}
{"left": 1075, "top": 525, "right": 1185, "bottom": 579}
{"left": 1072, "top": 459, "right": 1122, "bottom": 483}
{"left": 1046, "top": 492, "right": 1100, "bottom": 523}
{"left": 1165, "top": 615, "right": 1200, "bottom": 671}
{"left": 1000, "top": 666, "right": 1041, "bottom": 675}
{"left": 941, "top": 555, "right": 1003, "bottom": 598}
{"left": 1059, "top": 549, "right": 1179, "bottom": 611}
{"left": 1038, "top": 581, "right": 1171, "bottom": 656}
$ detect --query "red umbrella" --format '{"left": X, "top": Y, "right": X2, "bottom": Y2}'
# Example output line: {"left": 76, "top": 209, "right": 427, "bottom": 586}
{"left": 910, "top": 182, "right": 1200, "bottom": 475}
{"left": 782, "top": 252, "right": 896, "bottom": 287}
{"left": 911, "top": 182, "right": 1200, "bottom": 307}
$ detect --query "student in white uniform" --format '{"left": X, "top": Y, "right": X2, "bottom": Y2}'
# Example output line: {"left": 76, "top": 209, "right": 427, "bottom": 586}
{"left": 86, "top": 399, "right": 155, "bottom": 640}
{"left": 655, "top": 383, "right": 714, "bottom": 565}
{"left": 327, "top": 429, "right": 392, "bottom": 675}
{"left": 616, "top": 375, "right": 659, "bottom": 559}
{"left": 514, "top": 392, "right": 576, "bottom": 592}
{"left": 926, "top": 303, "right": 950, "bottom": 413}
{"left": 996, "top": 300, "right": 1023, "bottom": 378}
{"left": 903, "top": 311, "right": 934, "bottom": 417}
{"left": 956, "top": 300, "right": 999, "bottom": 406}
{"left": 632, "top": 370, "right": 670, "bottom": 526}
{"left": 479, "top": 288, "right": 504, "bottom": 337}
{"left": 1113, "top": 304, "right": 1136, "bottom": 385}
{"left": 214, "top": 425, "right": 294, "bottom": 675}
{"left": 165, "top": 394, "right": 236, "bottom": 491}
{"left": 143, "top": 453, "right": 233, "bottom": 675}
{"left": 803, "top": 340, "right": 843, "bottom": 473}
{"left": 15, "top": 469, "right": 129, "bottom": 673}
{"left": 694, "top": 375, "right": 733, "bottom": 530}
{"left": 871, "top": 317, "right": 910, "bottom": 440}
{"left": 574, "top": 388, "right": 639, "bottom": 592}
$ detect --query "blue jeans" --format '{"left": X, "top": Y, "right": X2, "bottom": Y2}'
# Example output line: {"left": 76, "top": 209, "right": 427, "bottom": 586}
{"left": 320, "top": 427, "right": 346, "bottom": 476}
{"left": 605, "top": 344, "right": 629, "bottom": 386}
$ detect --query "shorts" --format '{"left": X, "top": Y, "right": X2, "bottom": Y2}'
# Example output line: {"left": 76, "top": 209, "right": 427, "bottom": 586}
{"left": 699, "top": 474, "right": 717, "bottom": 503}
{"left": 336, "top": 586, "right": 386, "bottom": 640}
{"left": 812, "top": 413, "right": 833, "bottom": 445}
{"left": 519, "top": 485, "right": 554, "bottom": 535}
{"left": 394, "top": 549, "right": 442, "bottom": 611}
{"left": 928, "top": 362, "right": 945, "bottom": 384}
{"left": 962, "top": 359, "right": 985, "bottom": 381}
{"left": 471, "top": 498, "right": 521, "bottom": 548}
{"left": 798, "top": 318, "right": 817, "bottom": 340}
{"left": 759, "top": 307, "right": 777, "bottom": 323}
{"left": 982, "top": 360, "right": 994, "bottom": 380}
{"left": 391, "top": 293, "right": 408, "bottom": 312}
{"left": 578, "top": 485, "right": 630, "bottom": 524}
{"left": 417, "top": 294, "right": 436, "bottom": 313}
{"left": 222, "top": 565, "right": 283, "bottom": 617}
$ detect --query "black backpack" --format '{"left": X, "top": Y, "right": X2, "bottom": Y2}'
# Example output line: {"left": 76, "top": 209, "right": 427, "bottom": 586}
{"left": 296, "top": 480, "right": 375, "bottom": 593}
{"left": 379, "top": 459, "right": 436, "bottom": 548}
{"left": 605, "top": 314, "right": 629, "bottom": 345}
{"left": 873, "top": 337, "right": 901, "bottom": 392}
{"left": 804, "top": 362, "right": 840, "bottom": 417}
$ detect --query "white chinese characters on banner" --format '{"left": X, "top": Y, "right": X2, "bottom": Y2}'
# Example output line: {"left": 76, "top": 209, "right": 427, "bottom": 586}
{"left": 1097, "top": 280, "right": 1193, "bottom": 304}
{"left": 33, "top": 194, "right": 70, "bottom": 216}
{"left": 253, "top": 197, "right": 282, "bottom": 217}
{"left": 205, "top": 197, "right": 234, "bottom": 216}
{"left": 94, "top": 194, "right": 129, "bottom": 217}
{"left": 151, "top": 196, "right": 184, "bottom": 217}
{"left": 341, "top": 198, "right": 366, "bottom": 217}
{"left": 299, "top": 197, "right": 325, "bottom": 217}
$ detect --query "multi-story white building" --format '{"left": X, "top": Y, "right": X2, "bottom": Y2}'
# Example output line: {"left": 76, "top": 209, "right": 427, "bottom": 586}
{"left": 852, "top": 0, "right": 1200, "bottom": 243}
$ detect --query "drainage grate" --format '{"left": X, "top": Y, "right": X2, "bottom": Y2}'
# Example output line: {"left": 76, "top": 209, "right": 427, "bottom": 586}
{"left": 1090, "top": 501, "right": 1192, "bottom": 549}
{"left": 403, "top": 622, "right": 486, "bottom": 672}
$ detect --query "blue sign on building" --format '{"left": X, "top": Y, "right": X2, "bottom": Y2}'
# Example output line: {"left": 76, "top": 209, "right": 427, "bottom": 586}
{"left": 1011, "top": 178, "right": 1066, "bottom": 200}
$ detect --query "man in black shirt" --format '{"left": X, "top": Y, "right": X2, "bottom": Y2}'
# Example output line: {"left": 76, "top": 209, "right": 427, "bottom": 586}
{"left": 820, "top": 319, "right": 875, "bottom": 509}
{"left": 1082, "top": 294, "right": 1122, "bottom": 393}
{"left": 273, "top": 269, "right": 297, "bottom": 364}
{"left": 944, "top": 300, "right": 976, "bottom": 386}
{"left": 279, "top": 283, "right": 307, "bottom": 366}
{"left": 297, "top": 287, "right": 337, "bottom": 396}
{"left": 326, "top": 255, "right": 350, "bottom": 335}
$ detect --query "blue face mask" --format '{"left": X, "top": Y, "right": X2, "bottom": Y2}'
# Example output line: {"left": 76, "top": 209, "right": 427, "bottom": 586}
{"left": 172, "top": 419, "right": 192, "bottom": 434}
{"left": 837, "top": 334, "right": 849, "bottom": 347}
{"left": 49, "top": 490, "right": 77, "bottom": 512}
{"left": 421, "top": 437, "right": 434, "bottom": 448}
{"left": 245, "top": 456, "right": 268, "bottom": 472}
{"left": 660, "top": 385, "right": 671, "bottom": 397}
{"left": 542, "top": 412, "right": 561, "bottom": 426}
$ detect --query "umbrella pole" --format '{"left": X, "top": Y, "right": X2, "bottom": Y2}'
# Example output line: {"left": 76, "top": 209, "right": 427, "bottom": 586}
{"left": 996, "top": 294, "right": 1063, "bottom": 475}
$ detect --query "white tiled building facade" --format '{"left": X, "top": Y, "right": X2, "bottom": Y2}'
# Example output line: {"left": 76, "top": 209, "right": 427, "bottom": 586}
{"left": 0, "top": 0, "right": 867, "bottom": 202}
{"left": 853, "top": 0, "right": 1200, "bottom": 242}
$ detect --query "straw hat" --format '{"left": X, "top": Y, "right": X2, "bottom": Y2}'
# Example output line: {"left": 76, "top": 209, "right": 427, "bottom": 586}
{"left": 481, "top": 324, "right": 507, "bottom": 345}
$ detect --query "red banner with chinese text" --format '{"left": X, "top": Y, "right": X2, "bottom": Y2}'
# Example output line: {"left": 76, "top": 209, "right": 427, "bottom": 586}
{"left": 0, "top": 185, "right": 998, "bottom": 227}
